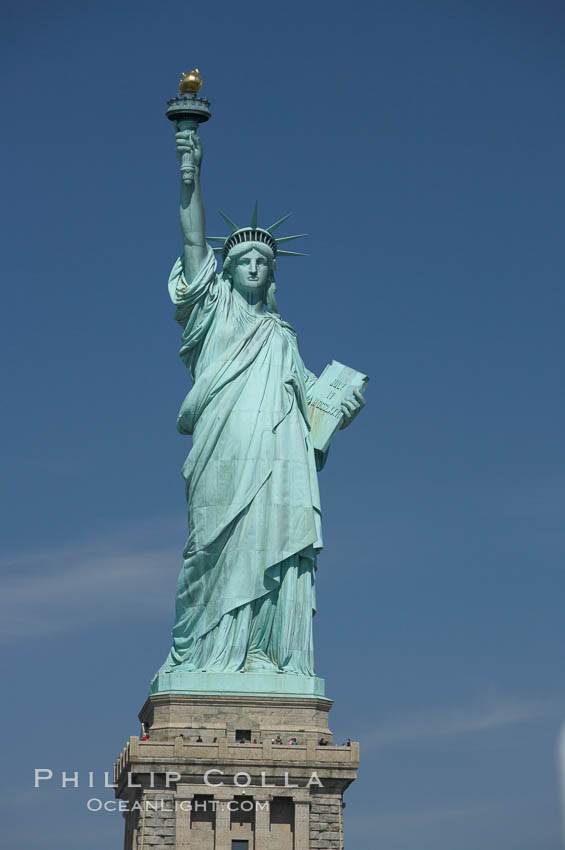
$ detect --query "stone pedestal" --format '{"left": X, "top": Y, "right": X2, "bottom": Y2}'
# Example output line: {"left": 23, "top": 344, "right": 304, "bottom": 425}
{"left": 114, "top": 693, "right": 358, "bottom": 849}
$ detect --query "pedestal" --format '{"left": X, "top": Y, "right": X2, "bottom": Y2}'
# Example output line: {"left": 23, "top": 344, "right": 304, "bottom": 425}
{"left": 114, "top": 693, "right": 359, "bottom": 849}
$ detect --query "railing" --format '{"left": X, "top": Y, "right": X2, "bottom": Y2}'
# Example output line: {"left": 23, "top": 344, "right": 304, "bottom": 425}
{"left": 114, "top": 736, "right": 359, "bottom": 784}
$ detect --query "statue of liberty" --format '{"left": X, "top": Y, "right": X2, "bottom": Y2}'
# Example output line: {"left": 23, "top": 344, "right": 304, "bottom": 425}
{"left": 153, "top": 118, "right": 365, "bottom": 694}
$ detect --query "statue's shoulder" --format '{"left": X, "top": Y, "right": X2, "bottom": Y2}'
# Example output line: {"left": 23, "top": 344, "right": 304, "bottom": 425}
{"left": 265, "top": 312, "right": 298, "bottom": 337}
{"left": 168, "top": 247, "right": 221, "bottom": 306}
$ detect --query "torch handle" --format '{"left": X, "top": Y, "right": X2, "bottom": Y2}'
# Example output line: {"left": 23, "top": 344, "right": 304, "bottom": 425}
{"left": 176, "top": 118, "right": 199, "bottom": 179}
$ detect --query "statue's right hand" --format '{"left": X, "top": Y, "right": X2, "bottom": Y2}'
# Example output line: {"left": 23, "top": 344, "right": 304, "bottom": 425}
{"left": 175, "top": 129, "right": 203, "bottom": 167}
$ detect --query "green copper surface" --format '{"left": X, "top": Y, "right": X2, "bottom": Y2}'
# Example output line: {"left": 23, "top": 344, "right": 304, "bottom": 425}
{"left": 151, "top": 116, "right": 366, "bottom": 699}
{"left": 150, "top": 670, "right": 325, "bottom": 698}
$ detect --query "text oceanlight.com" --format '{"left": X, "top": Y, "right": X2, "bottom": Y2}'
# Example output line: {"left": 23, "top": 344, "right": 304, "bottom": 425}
{"left": 87, "top": 798, "right": 270, "bottom": 813}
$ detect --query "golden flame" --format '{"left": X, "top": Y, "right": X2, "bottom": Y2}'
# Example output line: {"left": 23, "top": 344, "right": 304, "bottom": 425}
{"left": 179, "top": 68, "right": 203, "bottom": 94}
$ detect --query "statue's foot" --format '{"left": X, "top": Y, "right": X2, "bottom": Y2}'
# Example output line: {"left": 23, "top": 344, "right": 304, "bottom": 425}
{"left": 244, "top": 651, "right": 280, "bottom": 673}
{"left": 278, "top": 666, "right": 314, "bottom": 677}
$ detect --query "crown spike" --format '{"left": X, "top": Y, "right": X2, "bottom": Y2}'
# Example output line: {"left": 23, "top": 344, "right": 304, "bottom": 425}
{"left": 277, "top": 249, "right": 308, "bottom": 256}
{"left": 218, "top": 210, "right": 239, "bottom": 233}
{"left": 207, "top": 237, "right": 227, "bottom": 243}
{"left": 212, "top": 247, "right": 224, "bottom": 253}
{"left": 250, "top": 201, "right": 258, "bottom": 229}
{"left": 266, "top": 212, "right": 293, "bottom": 234}
{"left": 275, "top": 234, "right": 308, "bottom": 244}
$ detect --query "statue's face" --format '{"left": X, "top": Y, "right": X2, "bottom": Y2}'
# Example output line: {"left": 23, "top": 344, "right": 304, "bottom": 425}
{"left": 231, "top": 248, "right": 270, "bottom": 295}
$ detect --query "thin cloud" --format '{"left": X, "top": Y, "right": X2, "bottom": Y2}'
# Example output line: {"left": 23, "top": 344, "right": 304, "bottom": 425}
{"left": 0, "top": 524, "right": 182, "bottom": 641}
{"left": 556, "top": 722, "right": 565, "bottom": 844}
{"left": 363, "top": 693, "right": 557, "bottom": 750}
{"left": 347, "top": 801, "right": 502, "bottom": 832}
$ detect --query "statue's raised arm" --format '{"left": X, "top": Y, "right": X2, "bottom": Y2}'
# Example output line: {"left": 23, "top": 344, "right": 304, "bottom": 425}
{"left": 176, "top": 127, "right": 207, "bottom": 283}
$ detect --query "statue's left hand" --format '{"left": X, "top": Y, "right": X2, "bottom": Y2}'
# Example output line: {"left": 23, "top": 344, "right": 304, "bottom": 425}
{"left": 340, "top": 389, "right": 366, "bottom": 430}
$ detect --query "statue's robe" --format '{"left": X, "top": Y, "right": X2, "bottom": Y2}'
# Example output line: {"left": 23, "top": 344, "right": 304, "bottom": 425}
{"left": 159, "top": 247, "right": 325, "bottom": 676}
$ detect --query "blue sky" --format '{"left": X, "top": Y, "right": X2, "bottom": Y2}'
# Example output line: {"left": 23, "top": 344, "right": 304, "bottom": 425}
{"left": 2, "top": 0, "right": 565, "bottom": 847}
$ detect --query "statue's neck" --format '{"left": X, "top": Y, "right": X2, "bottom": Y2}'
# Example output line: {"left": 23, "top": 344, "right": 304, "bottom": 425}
{"left": 231, "top": 286, "right": 266, "bottom": 316}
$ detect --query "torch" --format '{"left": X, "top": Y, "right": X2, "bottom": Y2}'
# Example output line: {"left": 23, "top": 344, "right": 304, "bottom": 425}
{"left": 166, "top": 68, "right": 211, "bottom": 185}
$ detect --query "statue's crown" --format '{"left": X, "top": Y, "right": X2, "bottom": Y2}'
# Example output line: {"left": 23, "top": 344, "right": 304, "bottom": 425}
{"left": 208, "top": 203, "right": 307, "bottom": 262}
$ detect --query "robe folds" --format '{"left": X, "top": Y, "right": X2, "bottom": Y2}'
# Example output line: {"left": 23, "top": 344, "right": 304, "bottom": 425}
{"left": 160, "top": 246, "right": 325, "bottom": 676}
